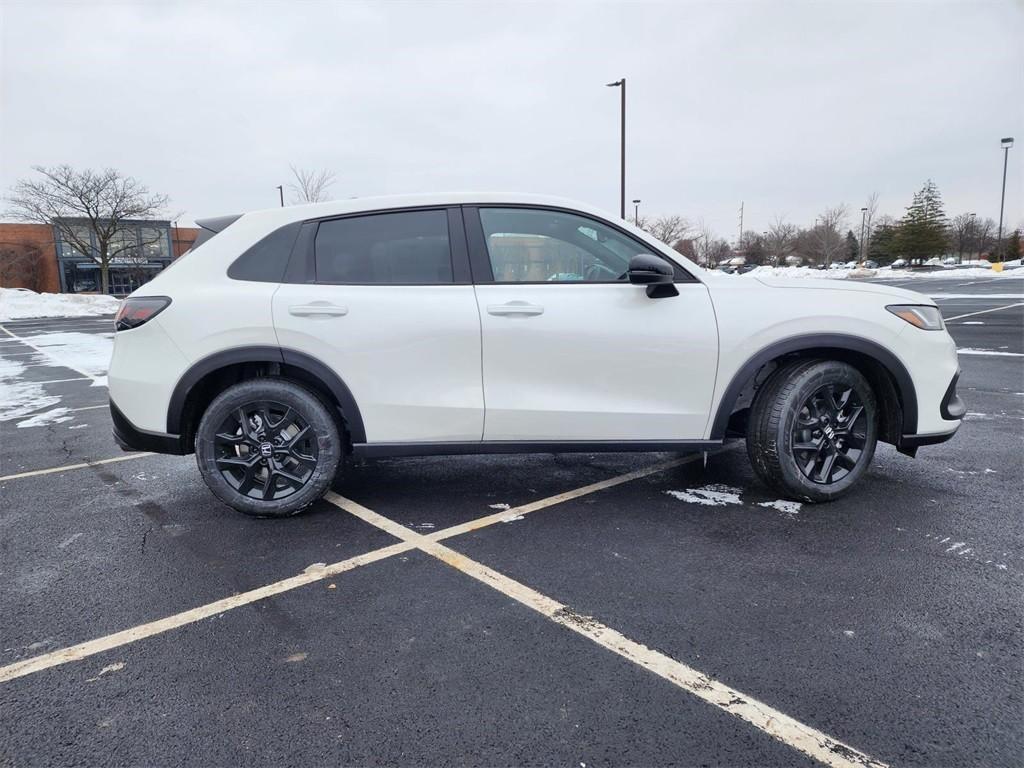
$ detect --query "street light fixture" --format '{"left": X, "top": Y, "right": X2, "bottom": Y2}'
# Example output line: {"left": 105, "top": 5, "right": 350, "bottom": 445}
{"left": 997, "top": 137, "right": 1014, "bottom": 262}
{"left": 606, "top": 79, "right": 625, "bottom": 219}
{"left": 632, "top": 199, "right": 641, "bottom": 225}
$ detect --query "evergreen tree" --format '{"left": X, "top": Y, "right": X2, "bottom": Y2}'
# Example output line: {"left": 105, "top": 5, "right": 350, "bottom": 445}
{"left": 846, "top": 230, "right": 859, "bottom": 262}
{"left": 894, "top": 180, "right": 948, "bottom": 263}
{"left": 1003, "top": 229, "right": 1022, "bottom": 263}
{"left": 868, "top": 223, "right": 899, "bottom": 264}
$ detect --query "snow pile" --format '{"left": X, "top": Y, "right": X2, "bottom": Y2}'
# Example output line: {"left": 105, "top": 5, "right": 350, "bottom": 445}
{"left": 665, "top": 485, "right": 744, "bottom": 506}
{"left": 0, "top": 288, "right": 120, "bottom": 321}
{"left": 734, "top": 264, "right": 1017, "bottom": 280}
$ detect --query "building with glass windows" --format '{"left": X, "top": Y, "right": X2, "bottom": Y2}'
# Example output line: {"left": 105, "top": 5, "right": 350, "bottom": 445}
{"left": 0, "top": 219, "right": 198, "bottom": 294}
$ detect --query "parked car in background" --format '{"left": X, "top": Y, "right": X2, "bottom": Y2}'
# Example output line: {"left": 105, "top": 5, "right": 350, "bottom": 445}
{"left": 108, "top": 193, "right": 964, "bottom": 517}
{"left": 891, "top": 259, "right": 909, "bottom": 269}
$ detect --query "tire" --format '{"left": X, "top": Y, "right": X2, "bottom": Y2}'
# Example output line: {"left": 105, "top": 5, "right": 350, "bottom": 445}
{"left": 746, "top": 359, "right": 878, "bottom": 503}
{"left": 195, "top": 378, "right": 342, "bottom": 517}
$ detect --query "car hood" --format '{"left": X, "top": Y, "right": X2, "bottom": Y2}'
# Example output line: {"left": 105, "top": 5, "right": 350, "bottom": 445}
{"left": 752, "top": 276, "right": 933, "bottom": 304}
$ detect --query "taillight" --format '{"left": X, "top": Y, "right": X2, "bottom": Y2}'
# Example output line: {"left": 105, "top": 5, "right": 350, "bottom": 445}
{"left": 115, "top": 296, "right": 171, "bottom": 332}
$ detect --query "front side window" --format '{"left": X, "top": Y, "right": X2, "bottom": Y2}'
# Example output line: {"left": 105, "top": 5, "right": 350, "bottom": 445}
{"left": 315, "top": 210, "right": 453, "bottom": 284}
{"left": 479, "top": 208, "right": 651, "bottom": 283}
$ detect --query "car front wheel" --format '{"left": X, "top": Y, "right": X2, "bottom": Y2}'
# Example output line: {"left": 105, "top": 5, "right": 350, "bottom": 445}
{"left": 195, "top": 378, "right": 341, "bottom": 517}
{"left": 747, "top": 359, "right": 878, "bottom": 502}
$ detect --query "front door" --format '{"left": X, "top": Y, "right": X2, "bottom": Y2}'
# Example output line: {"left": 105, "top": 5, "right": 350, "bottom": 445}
{"left": 273, "top": 207, "right": 484, "bottom": 444}
{"left": 467, "top": 206, "right": 719, "bottom": 442}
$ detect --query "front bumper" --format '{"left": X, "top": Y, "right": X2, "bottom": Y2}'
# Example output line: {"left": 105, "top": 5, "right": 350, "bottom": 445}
{"left": 897, "top": 369, "right": 964, "bottom": 456}
{"left": 110, "top": 400, "right": 187, "bottom": 455}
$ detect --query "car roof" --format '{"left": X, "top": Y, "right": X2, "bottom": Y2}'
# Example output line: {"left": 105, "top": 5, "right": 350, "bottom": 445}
{"left": 224, "top": 192, "right": 621, "bottom": 229}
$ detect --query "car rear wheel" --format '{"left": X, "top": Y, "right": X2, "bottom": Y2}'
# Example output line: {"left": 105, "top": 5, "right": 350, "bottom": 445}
{"left": 195, "top": 378, "right": 341, "bottom": 517}
{"left": 747, "top": 359, "right": 877, "bottom": 503}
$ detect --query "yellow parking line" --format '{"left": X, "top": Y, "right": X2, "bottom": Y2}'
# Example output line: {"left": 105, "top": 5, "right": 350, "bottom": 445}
{"left": 327, "top": 493, "right": 888, "bottom": 768}
{"left": 0, "top": 452, "right": 708, "bottom": 683}
{"left": 0, "top": 453, "right": 152, "bottom": 483}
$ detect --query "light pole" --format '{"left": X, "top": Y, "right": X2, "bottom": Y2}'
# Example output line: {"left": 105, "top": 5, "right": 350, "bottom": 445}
{"left": 632, "top": 199, "right": 641, "bottom": 225}
{"left": 606, "top": 78, "right": 625, "bottom": 219}
{"left": 967, "top": 212, "right": 976, "bottom": 262}
{"left": 859, "top": 207, "right": 868, "bottom": 262}
{"left": 996, "top": 137, "right": 1014, "bottom": 262}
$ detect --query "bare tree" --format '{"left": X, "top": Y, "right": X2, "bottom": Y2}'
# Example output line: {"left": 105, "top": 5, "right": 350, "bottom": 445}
{"left": 814, "top": 204, "right": 849, "bottom": 267}
{"left": 638, "top": 215, "right": 691, "bottom": 248}
{"left": 948, "top": 213, "right": 976, "bottom": 263}
{"left": 288, "top": 165, "right": 336, "bottom": 204}
{"left": 765, "top": 216, "right": 797, "bottom": 266}
{"left": 862, "top": 192, "right": 880, "bottom": 253}
{"left": 692, "top": 220, "right": 717, "bottom": 267}
{"left": 6, "top": 165, "right": 168, "bottom": 294}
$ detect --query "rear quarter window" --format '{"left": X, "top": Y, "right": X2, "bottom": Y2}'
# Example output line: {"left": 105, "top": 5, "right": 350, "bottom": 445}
{"left": 227, "top": 222, "right": 303, "bottom": 283}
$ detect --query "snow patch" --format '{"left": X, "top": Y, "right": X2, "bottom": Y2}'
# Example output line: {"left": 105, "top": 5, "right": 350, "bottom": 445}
{"left": 758, "top": 499, "right": 802, "bottom": 516}
{"left": 20, "top": 332, "right": 113, "bottom": 377}
{"left": 488, "top": 503, "right": 511, "bottom": 511}
{"left": 0, "top": 359, "right": 61, "bottom": 421}
{"left": 16, "top": 407, "right": 72, "bottom": 428}
{"left": 500, "top": 514, "right": 525, "bottom": 523}
{"left": 665, "top": 484, "right": 743, "bottom": 506}
{"left": 0, "top": 287, "right": 119, "bottom": 320}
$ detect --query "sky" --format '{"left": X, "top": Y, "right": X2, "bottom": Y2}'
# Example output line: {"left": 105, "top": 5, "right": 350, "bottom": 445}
{"left": 1, "top": 0, "right": 1021, "bottom": 240}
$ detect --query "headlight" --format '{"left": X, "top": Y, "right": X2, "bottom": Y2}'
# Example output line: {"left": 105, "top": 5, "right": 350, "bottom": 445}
{"left": 886, "top": 304, "right": 944, "bottom": 330}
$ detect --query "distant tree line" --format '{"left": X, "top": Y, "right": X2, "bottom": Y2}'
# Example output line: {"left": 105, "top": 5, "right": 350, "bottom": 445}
{"left": 638, "top": 180, "right": 1021, "bottom": 268}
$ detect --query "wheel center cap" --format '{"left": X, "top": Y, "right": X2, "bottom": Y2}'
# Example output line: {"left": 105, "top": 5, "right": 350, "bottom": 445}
{"left": 259, "top": 442, "right": 274, "bottom": 458}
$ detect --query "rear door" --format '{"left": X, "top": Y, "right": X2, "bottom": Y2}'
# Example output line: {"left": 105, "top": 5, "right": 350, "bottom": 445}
{"left": 273, "top": 207, "right": 484, "bottom": 444}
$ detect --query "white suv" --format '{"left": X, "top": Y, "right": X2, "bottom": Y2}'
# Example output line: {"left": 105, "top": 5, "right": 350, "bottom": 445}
{"left": 108, "top": 194, "right": 964, "bottom": 517}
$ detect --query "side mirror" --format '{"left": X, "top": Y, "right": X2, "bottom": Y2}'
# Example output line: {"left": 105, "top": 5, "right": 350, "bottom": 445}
{"left": 627, "top": 253, "right": 679, "bottom": 298}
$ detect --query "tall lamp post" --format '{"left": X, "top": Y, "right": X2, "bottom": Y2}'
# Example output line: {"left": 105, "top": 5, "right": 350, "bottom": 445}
{"left": 859, "top": 207, "right": 868, "bottom": 262}
{"left": 606, "top": 78, "right": 626, "bottom": 219}
{"left": 967, "top": 212, "right": 976, "bottom": 262}
{"left": 996, "top": 137, "right": 1014, "bottom": 262}
{"left": 632, "top": 199, "right": 641, "bottom": 225}
{"left": 276, "top": 185, "right": 284, "bottom": 207}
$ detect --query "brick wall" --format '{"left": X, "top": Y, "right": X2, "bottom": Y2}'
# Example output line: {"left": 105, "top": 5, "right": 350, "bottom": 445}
{"left": 0, "top": 223, "right": 60, "bottom": 292}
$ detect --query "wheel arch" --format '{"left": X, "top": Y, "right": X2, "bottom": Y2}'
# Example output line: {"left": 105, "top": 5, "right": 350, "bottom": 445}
{"left": 710, "top": 333, "right": 917, "bottom": 445}
{"left": 167, "top": 346, "right": 367, "bottom": 453}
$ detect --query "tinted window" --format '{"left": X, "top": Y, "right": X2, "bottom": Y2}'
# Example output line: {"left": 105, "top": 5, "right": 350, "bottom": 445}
{"left": 227, "top": 222, "right": 302, "bottom": 282}
{"left": 315, "top": 210, "right": 453, "bottom": 284}
{"left": 479, "top": 208, "right": 651, "bottom": 283}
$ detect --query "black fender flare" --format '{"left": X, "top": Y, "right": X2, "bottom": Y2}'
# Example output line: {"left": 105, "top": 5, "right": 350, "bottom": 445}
{"left": 166, "top": 346, "right": 367, "bottom": 443}
{"left": 708, "top": 333, "right": 918, "bottom": 439}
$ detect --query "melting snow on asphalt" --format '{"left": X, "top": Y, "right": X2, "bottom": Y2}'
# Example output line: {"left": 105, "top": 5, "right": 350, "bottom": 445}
{"left": 664, "top": 485, "right": 804, "bottom": 517}
{"left": 0, "top": 358, "right": 60, "bottom": 421}
{"left": 16, "top": 407, "right": 72, "bottom": 428}
{"left": 665, "top": 485, "right": 743, "bottom": 506}
{"left": 20, "top": 331, "right": 113, "bottom": 380}
{"left": 757, "top": 499, "right": 803, "bottom": 516}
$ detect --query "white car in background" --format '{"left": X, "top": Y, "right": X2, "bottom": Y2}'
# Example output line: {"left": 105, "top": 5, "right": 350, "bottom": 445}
{"left": 108, "top": 194, "right": 964, "bottom": 517}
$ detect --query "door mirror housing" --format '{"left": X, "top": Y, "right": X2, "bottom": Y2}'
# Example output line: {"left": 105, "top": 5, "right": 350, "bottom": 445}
{"left": 627, "top": 253, "right": 679, "bottom": 298}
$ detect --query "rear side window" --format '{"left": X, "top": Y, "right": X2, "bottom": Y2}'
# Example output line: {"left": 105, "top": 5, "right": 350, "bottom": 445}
{"left": 227, "top": 222, "right": 302, "bottom": 282}
{"left": 314, "top": 210, "right": 453, "bottom": 284}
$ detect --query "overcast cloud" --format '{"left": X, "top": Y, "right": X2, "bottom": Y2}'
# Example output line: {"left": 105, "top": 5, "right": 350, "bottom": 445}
{"left": 1, "top": 0, "right": 1021, "bottom": 238}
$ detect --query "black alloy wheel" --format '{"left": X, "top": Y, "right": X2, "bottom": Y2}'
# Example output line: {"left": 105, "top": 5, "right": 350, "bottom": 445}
{"left": 790, "top": 384, "right": 868, "bottom": 485}
{"left": 214, "top": 401, "right": 319, "bottom": 501}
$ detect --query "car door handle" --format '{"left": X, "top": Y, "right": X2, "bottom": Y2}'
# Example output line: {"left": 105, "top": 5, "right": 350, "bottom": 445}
{"left": 288, "top": 303, "right": 349, "bottom": 317}
{"left": 486, "top": 302, "right": 544, "bottom": 317}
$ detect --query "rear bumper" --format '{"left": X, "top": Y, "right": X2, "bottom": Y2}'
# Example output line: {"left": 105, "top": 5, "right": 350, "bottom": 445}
{"left": 110, "top": 400, "right": 186, "bottom": 455}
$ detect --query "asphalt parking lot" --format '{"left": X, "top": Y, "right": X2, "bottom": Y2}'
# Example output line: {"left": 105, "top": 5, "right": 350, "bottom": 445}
{"left": 1, "top": 276, "right": 1022, "bottom": 767}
